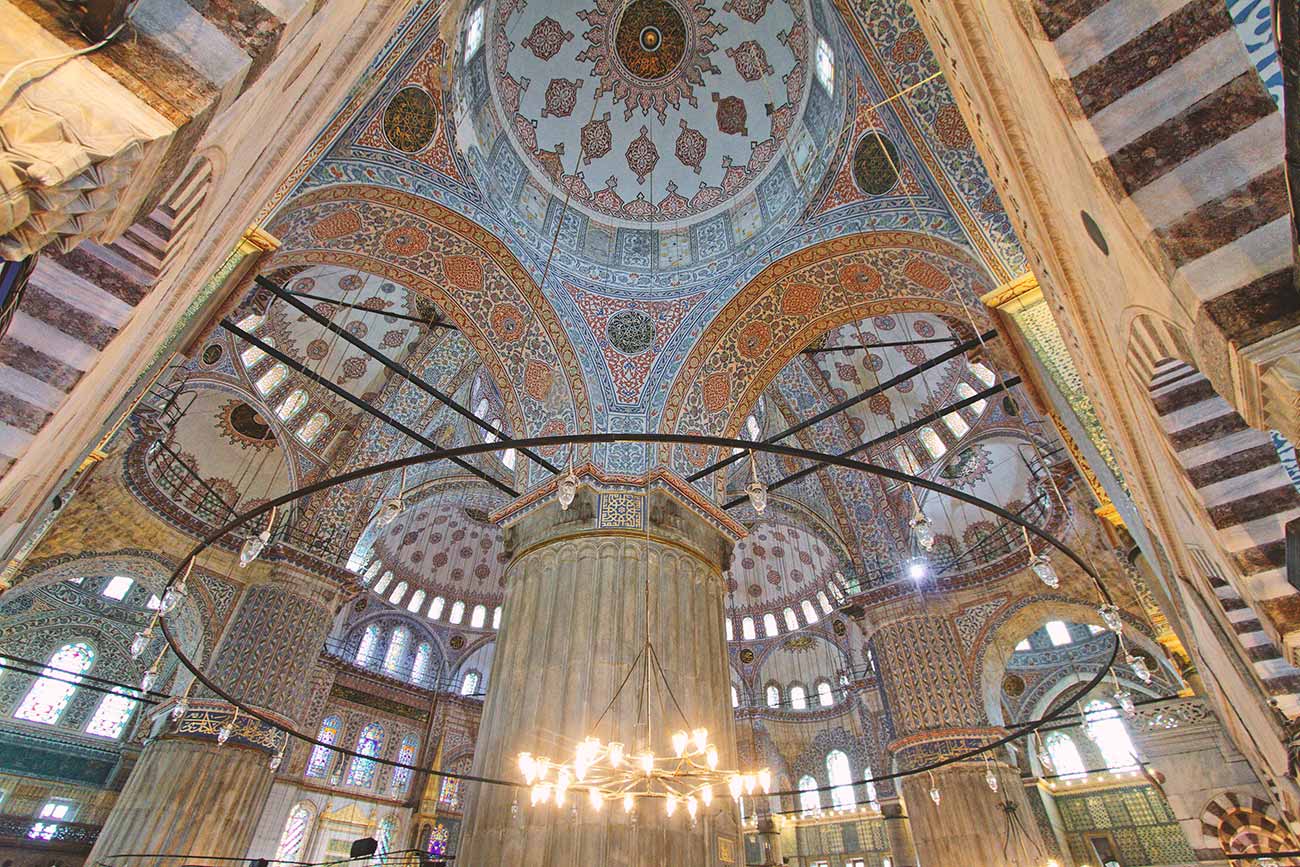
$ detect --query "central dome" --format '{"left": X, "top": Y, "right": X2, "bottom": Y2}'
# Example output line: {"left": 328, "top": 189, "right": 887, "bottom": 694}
{"left": 454, "top": 0, "right": 847, "bottom": 285}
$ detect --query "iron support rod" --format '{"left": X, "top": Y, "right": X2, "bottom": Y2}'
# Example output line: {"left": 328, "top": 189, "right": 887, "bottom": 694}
{"left": 285, "top": 290, "right": 456, "bottom": 328}
{"left": 801, "top": 337, "right": 958, "bottom": 353}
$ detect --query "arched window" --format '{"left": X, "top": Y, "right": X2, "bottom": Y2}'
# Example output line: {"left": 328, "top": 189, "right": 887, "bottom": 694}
{"left": 484, "top": 419, "right": 502, "bottom": 445}
{"left": 919, "top": 427, "right": 946, "bottom": 459}
{"left": 464, "top": 3, "right": 485, "bottom": 58}
{"left": 460, "top": 671, "right": 481, "bottom": 696}
{"left": 969, "top": 361, "right": 996, "bottom": 386}
{"left": 235, "top": 312, "right": 266, "bottom": 332}
{"left": 276, "top": 389, "right": 308, "bottom": 421}
{"left": 474, "top": 397, "right": 490, "bottom": 421}
{"left": 470, "top": 605, "right": 486, "bottom": 629}
{"left": 827, "top": 580, "right": 845, "bottom": 603}
{"left": 429, "top": 596, "right": 445, "bottom": 620}
{"left": 241, "top": 337, "right": 273, "bottom": 368}
{"left": 725, "top": 618, "right": 733, "bottom": 641}
{"left": 817, "top": 681, "right": 834, "bottom": 707}
{"left": 306, "top": 716, "right": 340, "bottom": 778}
{"left": 955, "top": 382, "right": 987, "bottom": 415}
{"left": 893, "top": 444, "right": 920, "bottom": 475}
{"left": 411, "top": 642, "right": 433, "bottom": 685}
{"left": 391, "top": 735, "right": 419, "bottom": 794}
{"left": 345, "top": 723, "right": 384, "bottom": 787}
{"left": 275, "top": 804, "right": 312, "bottom": 861}
{"left": 364, "top": 560, "right": 384, "bottom": 583}
{"left": 731, "top": 685, "right": 739, "bottom": 708}
{"left": 492, "top": 606, "right": 501, "bottom": 629}
{"left": 84, "top": 687, "right": 138, "bottom": 739}
{"left": 297, "top": 411, "right": 331, "bottom": 445}
{"left": 15, "top": 642, "right": 95, "bottom": 724}
{"left": 502, "top": 448, "right": 516, "bottom": 470}
{"left": 449, "top": 601, "right": 465, "bottom": 624}
{"left": 255, "top": 362, "right": 288, "bottom": 395}
{"left": 942, "top": 411, "right": 970, "bottom": 439}
{"left": 438, "top": 775, "right": 461, "bottom": 810}
{"left": 741, "top": 617, "right": 756, "bottom": 640}
{"left": 817, "top": 591, "right": 831, "bottom": 614}
{"left": 826, "top": 750, "right": 856, "bottom": 810}
{"left": 383, "top": 628, "right": 408, "bottom": 674}
{"left": 1043, "top": 732, "right": 1086, "bottom": 778}
{"left": 1045, "top": 620, "right": 1072, "bottom": 646}
{"left": 784, "top": 607, "right": 799, "bottom": 631}
{"left": 376, "top": 816, "right": 396, "bottom": 855}
{"left": 373, "top": 571, "right": 393, "bottom": 595}
{"left": 1084, "top": 701, "right": 1138, "bottom": 770}
{"left": 766, "top": 685, "right": 780, "bottom": 708}
{"left": 389, "top": 580, "right": 408, "bottom": 605}
{"left": 746, "top": 414, "right": 761, "bottom": 440}
{"left": 407, "top": 589, "right": 426, "bottom": 613}
{"left": 790, "top": 685, "right": 807, "bottom": 710}
{"left": 815, "top": 36, "right": 834, "bottom": 93}
{"left": 355, "top": 625, "right": 380, "bottom": 666}
{"left": 801, "top": 599, "right": 819, "bottom": 624}
{"left": 763, "top": 613, "right": 779, "bottom": 637}
{"left": 799, "top": 775, "right": 821, "bottom": 816}
{"left": 101, "top": 575, "right": 133, "bottom": 599}
{"left": 863, "top": 767, "right": 880, "bottom": 805}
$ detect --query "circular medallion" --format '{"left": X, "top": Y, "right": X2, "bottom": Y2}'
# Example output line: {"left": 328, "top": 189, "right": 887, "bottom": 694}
{"left": 739, "top": 648, "right": 755, "bottom": 664}
{"left": 229, "top": 402, "right": 274, "bottom": 442}
{"left": 606, "top": 309, "right": 655, "bottom": 354}
{"left": 383, "top": 86, "right": 438, "bottom": 153}
{"left": 832, "top": 619, "right": 846, "bottom": 636}
{"left": 616, "top": 0, "right": 687, "bottom": 79}
{"left": 852, "top": 132, "right": 901, "bottom": 196}
{"left": 201, "top": 343, "right": 223, "bottom": 366}
{"left": 449, "top": 634, "right": 467, "bottom": 650}
{"left": 1002, "top": 673, "right": 1025, "bottom": 697}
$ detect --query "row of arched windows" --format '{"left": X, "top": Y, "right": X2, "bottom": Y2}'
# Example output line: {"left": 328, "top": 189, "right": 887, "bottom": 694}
{"left": 7, "top": 641, "right": 139, "bottom": 740}
{"left": 890, "top": 361, "right": 997, "bottom": 475}
{"left": 797, "top": 750, "right": 876, "bottom": 816}
{"left": 275, "top": 804, "right": 399, "bottom": 862}
{"left": 235, "top": 312, "right": 333, "bottom": 447}
{"left": 351, "top": 624, "right": 484, "bottom": 696}
{"left": 305, "top": 716, "right": 420, "bottom": 796}
{"left": 727, "top": 584, "right": 844, "bottom": 642}
{"left": 765, "top": 680, "right": 836, "bottom": 710}
{"left": 361, "top": 561, "right": 501, "bottom": 631}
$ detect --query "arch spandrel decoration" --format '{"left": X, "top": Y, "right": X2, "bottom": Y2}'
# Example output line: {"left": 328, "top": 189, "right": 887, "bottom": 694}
{"left": 267, "top": 185, "right": 592, "bottom": 475}
{"left": 658, "top": 232, "right": 996, "bottom": 479}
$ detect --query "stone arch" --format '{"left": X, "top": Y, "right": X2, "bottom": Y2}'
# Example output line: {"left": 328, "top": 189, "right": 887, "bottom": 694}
{"left": 1198, "top": 791, "right": 1300, "bottom": 865}
{"left": 1122, "top": 308, "right": 1195, "bottom": 396}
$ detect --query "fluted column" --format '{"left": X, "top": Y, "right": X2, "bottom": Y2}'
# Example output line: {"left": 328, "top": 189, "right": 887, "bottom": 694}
{"left": 457, "top": 480, "right": 743, "bottom": 866}
{"left": 88, "top": 568, "right": 343, "bottom": 866}
{"left": 876, "top": 613, "right": 1048, "bottom": 867}
{"left": 880, "top": 798, "right": 918, "bottom": 867}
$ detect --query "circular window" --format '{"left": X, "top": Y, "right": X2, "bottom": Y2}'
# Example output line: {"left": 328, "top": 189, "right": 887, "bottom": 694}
{"left": 383, "top": 86, "right": 439, "bottom": 153}
{"left": 852, "top": 132, "right": 901, "bottom": 196}
{"left": 615, "top": 0, "right": 687, "bottom": 80}
{"left": 607, "top": 309, "right": 655, "bottom": 355}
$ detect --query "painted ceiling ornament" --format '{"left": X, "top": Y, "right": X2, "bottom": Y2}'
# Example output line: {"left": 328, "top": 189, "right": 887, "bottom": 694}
{"left": 675, "top": 119, "right": 707, "bottom": 173}
{"left": 522, "top": 16, "right": 575, "bottom": 60}
{"left": 382, "top": 86, "right": 439, "bottom": 154}
{"left": 722, "top": 0, "right": 771, "bottom": 23}
{"left": 625, "top": 125, "right": 660, "bottom": 184}
{"left": 581, "top": 112, "right": 614, "bottom": 163}
{"left": 542, "top": 77, "right": 586, "bottom": 118}
{"left": 725, "top": 40, "right": 773, "bottom": 82}
{"left": 712, "top": 92, "right": 747, "bottom": 135}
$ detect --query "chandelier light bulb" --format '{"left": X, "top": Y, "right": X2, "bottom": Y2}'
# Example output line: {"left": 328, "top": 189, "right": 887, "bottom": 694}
{"left": 1030, "top": 552, "right": 1060, "bottom": 588}
{"left": 159, "top": 582, "right": 187, "bottom": 615}
{"left": 239, "top": 530, "right": 270, "bottom": 568}
{"left": 743, "top": 773, "right": 756, "bottom": 795}
{"left": 1098, "top": 603, "right": 1123, "bottom": 634}
{"left": 554, "top": 786, "right": 567, "bottom": 808}
{"left": 1127, "top": 653, "right": 1153, "bottom": 684}
{"left": 985, "top": 767, "right": 998, "bottom": 793}
{"left": 140, "top": 669, "right": 157, "bottom": 693}
{"left": 574, "top": 759, "right": 589, "bottom": 782}
{"left": 665, "top": 793, "right": 677, "bottom": 817}
{"left": 929, "top": 786, "right": 942, "bottom": 806}
{"left": 758, "top": 768, "right": 772, "bottom": 794}
{"left": 907, "top": 557, "right": 928, "bottom": 581}
{"left": 376, "top": 497, "right": 404, "bottom": 527}
{"left": 608, "top": 742, "right": 625, "bottom": 767}
{"left": 556, "top": 767, "right": 571, "bottom": 795}
{"left": 686, "top": 795, "right": 698, "bottom": 820}
{"left": 130, "top": 629, "right": 151, "bottom": 659}
{"left": 217, "top": 722, "right": 233, "bottom": 745}
{"left": 269, "top": 750, "right": 283, "bottom": 771}
{"left": 588, "top": 788, "right": 602, "bottom": 811}
{"left": 746, "top": 479, "right": 769, "bottom": 514}
{"left": 640, "top": 751, "right": 656, "bottom": 775}
{"left": 1115, "top": 689, "right": 1137, "bottom": 719}
{"left": 170, "top": 698, "right": 188, "bottom": 721}
{"left": 623, "top": 793, "right": 635, "bottom": 814}
{"left": 910, "top": 510, "right": 936, "bottom": 551}
{"left": 672, "top": 730, "right": 689, "bottom": 757}
{"left": 519, "top": 752, "right": 536, "bottom": 782}
{"left": 701, "top": 784, "right": 713, "bottom": 806}
{"left": 557, "top": 467, "right": 579, "bottom": 511}
{"left": 729, "top": 775, "right": 744, "bottom": 800}
{"left": 692, "top": 728, "right": 708, "bottom": 753}
{"left": 536, "top": 756, "right": 551, "bottom": 781}
{"left": 706, "top": 746, "right": 719, "bottom": 770}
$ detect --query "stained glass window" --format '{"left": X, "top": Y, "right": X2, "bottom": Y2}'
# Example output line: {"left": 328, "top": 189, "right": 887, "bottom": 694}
{"left": 84, "top": 687, "right": 137, "bottom": 739}
{"left": 502, "top": 448, "right": 516, "bottom": 470}
{"left": 28, "top": 801, "right": 73, "bottom": 841}
{"left": 815, "top": 37, "right": 834, "bottom": 94}
{"left": 766, "top": 685, "right": 780, "bottom": 708}
{"left": 255, "top": 363, "right": 288, "bottom": 395}
{"left": 827, "top": 750, "right": 856, "bottom": 809}
{"left": 893, "top": 445, "right": 920, "bottom": 475}
{"left": 1084, "top": 700, "right": 1138, "bottom": 770}
{"left": 465, "top": 4, "right": 485, "bottom": 58}
{"left": 732, "top": 685, "right": 739, "bottom": 708}
{"left": 449, "top": 601, "right": 465, "bottom": 624}
{"left": 1045, "top": 620, "right": 1072, "bottom": 647}
{"left": 428, "top": 596, "right": 445, "bottom": 620}
{"left": 955, "top": 382, "right": 987, "bottom": 415}
{"left": 373, "top": 571, "right": 393, "bottom": 595}
{"left": 817, "top": 591, "right": 832, "bottom": 614}
{"left": 275, "top": 804, "right": 312, "bottom": 860}
{"left": 376, "top": 816, "right": 396, "bottom": 855}
{"left": 391, "top": 735, "right": 419, "bottom": 794}
{"left": 383, "top": 628, "right": 408, "bottom": 674}
{"left": 817, "top": 681, "right": 834, "bottom": 707}
{"left": 919, "top": 427, "right": 947, "bottom": 459}
{"left": 784, "top": 607, "right": 799, "bottom": 631}
{"left": 305, "top": 715, "right": 340, "bottom": 778}
{"left": 438, "top": 776, "right": 460, "bottom": 810}
{"left": 241, "top": 338, "right": 273, "bottom": 368}
{"left": 276, "top": 389, "right": 308, "bottom": 421}
{"left": 745, "top": 415, "right": 761, "bottom": 440}
{"left": 296, "top": 411, "right": 331, "bottom": 445}
{"left": 801, "top": 599, "right": 819, "bottom": 624}
{"left": 407, "top": 589, "right": 426, "bottom": 613}
{"left": 345, "top": 723, "right": 384, "bottom": 787}
{"left": 1044, "top": 732, "right": 1086, "bottom": 778}
{"left": 101, "top": 576, "right": 133, "bottom": 600}
{"left": 492, "top": 606, "right": 501, "bottom": 629}
{"left": 364, "top": 560, "right": 384, "bottom": 583}
{"left": 741, "top": 617, "right": 756, "bottom": 640}
{"left": 863, "top": 767, "right": 879, "bottom": 805}
{"left": 411, "top": 642, "right": 432, "bottom": 685}
{"left": 725, "top": 618, "right": 733, "bottom": 641}
{"left": 790, "top": 685, "right": 807, "bottom": 710}
{"left": 389, "top": 580, "right": 408, "bottom": 605}
{"left": 799, "top": 775, "right": 821, "bottom": 816}
{"left": 470, "top": 605, "right": 486, "bottom": 629}
{"left": 942, "top": 411, "right": 970, "bottom": 439}
{"left": 763, "top": 613, "right": 779, "bottom": 637}
{"left": 460, "top": 671, "right": 480, "bottom": 696}
{"left": 969, "top": 361, "right": 996, "bottom": 386}
{"left": 235, "top": 312, "right": 265, "bottom": 332}
{"left": 355, "top": 625, "right": 380, "bottom": 666}
{"left": 15, "top": 642, "right": 94, "bottom": 724}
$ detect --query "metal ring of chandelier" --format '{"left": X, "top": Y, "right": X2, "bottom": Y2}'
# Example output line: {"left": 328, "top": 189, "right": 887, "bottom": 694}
{"left": 155, "top": 431, "right": 1122, "bottom": 796}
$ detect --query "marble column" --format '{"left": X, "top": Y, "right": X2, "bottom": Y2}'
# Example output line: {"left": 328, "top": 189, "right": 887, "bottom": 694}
{"left": 876, "top": 613, "right": 1049, "bottom": 867}
{"left": 880, "top": 798, "right": 918, "bottom": 867}
{"left": 753, "top": 815, "right": 783, "bottom": 865}
{"left": 457, "top": 478, "right": 743, "bottom": 866}
{"left": 88, "top": 569, "right": 342, "bottom": 866}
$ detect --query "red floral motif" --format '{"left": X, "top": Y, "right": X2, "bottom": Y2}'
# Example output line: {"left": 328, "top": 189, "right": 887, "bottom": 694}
{"left": 581, "top": 112, "right": 613, "bottom": 163}
{"left": 524, "top": 360, "right": 554, "bottom": 400}
{"left": 339, "top": 356, "right": 368, "bottom": 382}
{"left": 723, "top": 0, "right": 770, "bottom": 23}
{"left": 521, "top": 16, "right": 573, "bottom": 60}
{"left": 538, "top": 419, "right": 566, "bottom": 456}
{"left": 840, "top": 263, "right": 883, "bottom": 293}
{"left": 542, "top": 77, "right": 585, "bottom": 118}
{"left": 903, "top": 257, "right": 950, "bottom": 291}
{"left": 725, "top": 40, "right": 773, "bottom": 82}
{"left": 443, "top": 255, "right": 483, "bottom": 290}
{"left": 781, "top": 282, "right": 821, "bottom": 317}
{"left": 498, "top": 73, "right": 530, "bottom": 115}
{"left": 306, "top": 339, "right": 329, "bottom": 360}
{"left": 308, "top": 209, "right": 361, "bottom": 242}
{"left": 736, "top": 321, "right": 772, "bottom": 359}
{"left": 625, "top": 125, "right": 659, "bottom": 184}
{"left": 892, "top": 29, "right": 925, "bottom": 64}
{"left": 675, "top": 120, "right": 707, "bottom": 174}
{"left": 702, "top": 371, "right": 730, "bottom": 413}
{"left": 491, "top": 303, "right": 527, "bottom": 341}
{"left": 712, "top": 92, "right": 747, "bottom": 136}
{"left": 933, "top": 103, "right": 972, "bottom": 149}
{"left": 382, "top": 225, "right": 430, "bottom": 257}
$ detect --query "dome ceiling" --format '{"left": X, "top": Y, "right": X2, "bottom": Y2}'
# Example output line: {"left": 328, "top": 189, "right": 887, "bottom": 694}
{"left": 370, "top": 501, "right": 509, "bottom": 607}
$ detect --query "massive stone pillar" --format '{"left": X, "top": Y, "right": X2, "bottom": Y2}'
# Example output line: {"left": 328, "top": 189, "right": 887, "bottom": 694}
{"left": 457, "top": 475, "right": 744, "bottom": 866}
{"left": 875, "top": 613, "right": 1048, "bottom": 867}
{"left": 88, "top": 567, "right": 343, "bottom": 865}
{"left": 880, "top": 798, "right": 918, "bottom": 867}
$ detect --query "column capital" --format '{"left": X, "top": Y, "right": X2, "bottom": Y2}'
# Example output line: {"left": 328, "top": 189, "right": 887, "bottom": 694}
{"left": 887, "top": 727, "right": 1007, "bottom": 773}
